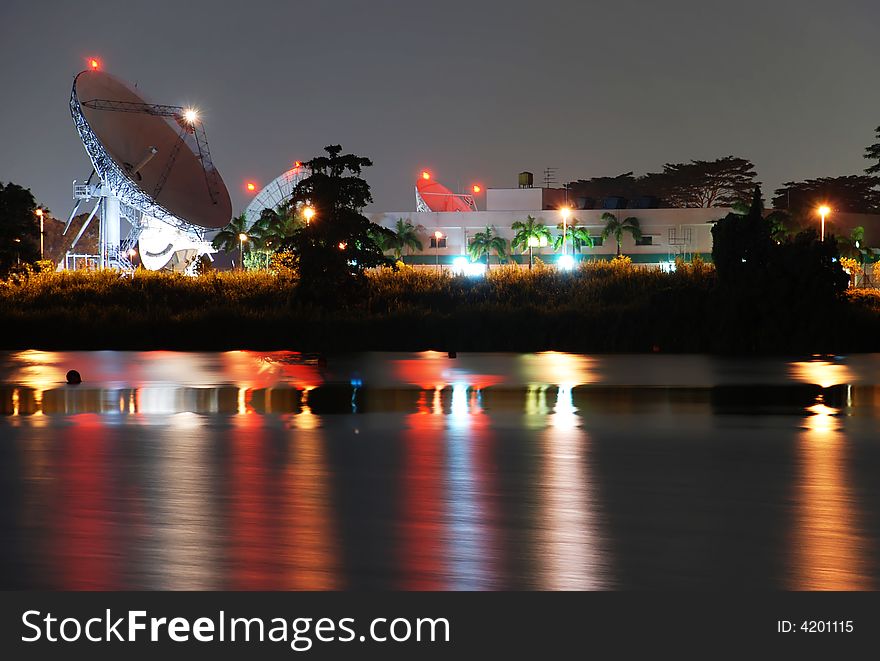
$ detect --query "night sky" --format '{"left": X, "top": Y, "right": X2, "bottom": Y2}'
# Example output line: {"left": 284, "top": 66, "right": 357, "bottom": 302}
{"left": 1, "top": 0, "right": 877, "bottom": 220}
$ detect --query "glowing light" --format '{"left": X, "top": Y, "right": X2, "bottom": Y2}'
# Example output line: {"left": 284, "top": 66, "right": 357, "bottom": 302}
{"left": 818, "top": 205, "right": 831, "bottom": 217}
{"left": 472, "top": 184, "right": 482, "bottom": 194}
{"left": 422, "top": 171, "right": 431, "bottom": 181}
{"left": 338, "top": 242, "right": 347, "bottom": 250}
{"left": 182, "top": 108, "right": 199, "bottom": 124}
{"left": 451, "top": 256, "right": 487, "bottom": 277}
{"left": 294, "top": 160, "right": 302, "bottom": 168}
{"left": 238, "top": 233, "right": 248, "bottom": 242}
{"left": 434, "top": 231, "right": 443, "bottom": 239}
{"left": 246, "top": 182, "right": 257, "bottom": 192}
{"left": 790, "top": 359, "right": 853, "bottom": 389}
{"left": 303, "top": 206, "right": 315, "bottom": 223}
{"left": 128, "top": 248, "right": 136, "bottom": 258}
{"left": 35, "top": 209, "right": 43, "bottom": 218}
{"left": 561, "top": 206, "right": 571, "bottom": 220}
{"left": 558, "top": 254, "right": 575, "bottom": 271}
{"left": 89, "top": 58, "right": 100, "bottom": 70}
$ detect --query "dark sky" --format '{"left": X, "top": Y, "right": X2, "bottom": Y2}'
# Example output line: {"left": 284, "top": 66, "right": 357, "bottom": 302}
{"left": 1, "top": 0, "right": 878, "bottom": 218}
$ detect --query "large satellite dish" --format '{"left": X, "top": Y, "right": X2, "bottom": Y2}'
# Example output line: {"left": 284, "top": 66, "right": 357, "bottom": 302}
{"left": 66, "top": 66, "right": 231, "bottom": 271}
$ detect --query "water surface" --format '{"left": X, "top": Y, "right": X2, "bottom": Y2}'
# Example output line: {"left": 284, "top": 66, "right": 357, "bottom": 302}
{"left": 2, "top": 351, "right": 879, "bottom": 590}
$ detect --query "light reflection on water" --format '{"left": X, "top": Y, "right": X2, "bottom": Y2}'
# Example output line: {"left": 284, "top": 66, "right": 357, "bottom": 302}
{"left": 2, "top": 351, "right": 880, "bottom": 590}
{"left": 790, "top": 396, "right": 873, "bottom": 590}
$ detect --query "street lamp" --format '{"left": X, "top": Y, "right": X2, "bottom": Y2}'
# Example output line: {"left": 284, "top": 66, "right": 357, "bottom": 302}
{"left": 35, "top": 209, "right": 44, "bottom": 260}
{"left": 303, "top": 206, "right": 315, "bottom": 225}
{"left": 238, "top": 233, "right": 248, "bottom": 270}
{"left": 818, "top": 205, "right": 831, "bottom": 242}
{"left": 560, "top": 206, "right": 571, "bottom": 257}
{"left": 434, "top": 230, "right": 443, "bottom": 272}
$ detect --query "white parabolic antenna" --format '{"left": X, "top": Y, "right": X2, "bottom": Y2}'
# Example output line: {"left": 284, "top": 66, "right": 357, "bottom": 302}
{"left": 67, "top": 68, "right": 232, "bottom": 271}
{"left": 243, "top": 165, "right": 309, "bottom": 228}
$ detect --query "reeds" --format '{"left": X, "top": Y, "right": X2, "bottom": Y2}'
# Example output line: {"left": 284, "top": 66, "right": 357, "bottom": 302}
{"left": 0, "top": 261, "right": 876, "bottom": 353}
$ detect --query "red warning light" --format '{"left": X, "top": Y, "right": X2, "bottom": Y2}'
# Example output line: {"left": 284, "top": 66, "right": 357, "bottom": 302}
{"left": 421, "top": 171, "right": 431, "bottom": 181}
{"left": 472, "top": 184, "right": 482, "bottom": 194}
{"left": 246, "top": 182, "right": 257, "bottom": 192}
{"left": 89, "top": 58, "right": 100, "bottom": 70}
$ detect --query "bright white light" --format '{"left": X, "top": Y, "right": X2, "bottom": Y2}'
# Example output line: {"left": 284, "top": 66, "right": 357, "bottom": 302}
{"left": 183, "top": 108, "right": 199, "bottom": 124}
{"left": 465, "top": 262, "right": 486, "bottom": 277}
{"left": 451, "top": 256, "right": 487, "bottom": 277}
{"left": 557, "top": 254, "right": 575, "bottom": 271}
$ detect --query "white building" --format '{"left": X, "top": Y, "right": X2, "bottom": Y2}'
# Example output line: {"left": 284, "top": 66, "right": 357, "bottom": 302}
{"left": 366, "top": 186, "right": 726, "bottom": 267}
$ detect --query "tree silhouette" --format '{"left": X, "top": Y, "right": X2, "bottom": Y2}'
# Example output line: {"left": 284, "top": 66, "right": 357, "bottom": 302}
{"left": 280, "top": 145, "right": 393, "bottom": 296}
{"left": 468, "top": 225, "right": 509, "bottom": 268}
{"left": 657, "top": 156, "right": 759, "bottom": 208}
{"left": 772, "top": 175, "right": 880, "bottom": 215}
{"left": 511, "top": 215, "right": 551, "bottom": 269}
{"left": 866, "top": 126, "right": 880, "bottom": 174}
{"left": 212, "top": 213, "right": 250, "bottom": 254}
{"left": 711, "top": 187, "right": 772, "bottom": 282}
{"left": 0, "top": 182, "right": 40, "bottom": 272}
{"left": 600, "top": 212, "right": 641, "bottom": 256}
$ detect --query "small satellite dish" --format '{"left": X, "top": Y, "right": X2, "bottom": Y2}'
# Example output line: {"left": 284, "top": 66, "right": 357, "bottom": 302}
{"left": 67, "top": 67, "right": 231, "bottom": 270}
{"left": 415, "top": 174, "right": 477, "bottom": 212}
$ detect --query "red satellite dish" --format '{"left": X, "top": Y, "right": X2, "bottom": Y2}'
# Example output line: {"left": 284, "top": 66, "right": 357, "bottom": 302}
{"left": 415, "top": 176, "right": 476, "bottom": 212}
{"left": 72, "top": 70, "right": 232, "bottom": 229}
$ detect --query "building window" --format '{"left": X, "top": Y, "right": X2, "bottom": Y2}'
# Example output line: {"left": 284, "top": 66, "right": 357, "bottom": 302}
{"left": 429, "top": 237, "right": 447, "bottom": 248}
{"left": 590, "top": 236, "right": 604, "bottom": 247}
{"left": 635, "top": 236, "right": 653, "bottom": 246}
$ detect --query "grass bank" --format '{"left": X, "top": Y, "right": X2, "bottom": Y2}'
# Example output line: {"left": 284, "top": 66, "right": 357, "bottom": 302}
{"left": 1, "top": 262, "right": 878, "bottom": 353}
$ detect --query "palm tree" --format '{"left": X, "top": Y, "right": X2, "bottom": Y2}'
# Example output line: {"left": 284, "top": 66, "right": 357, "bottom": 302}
{"left": 553, "top": 218, "right": 594, "bottom": 255}
{"left": 212, "top": 213, "right": 250, "bottom": 255}
{"left": 511, "top": 215, "right": 552, "bottom": 269}
{"left": 468, "top": 225, "right": 509, "bottom": 268}
{"left": 254, "top": 204, "right": 303, "bottom": 250}
{"left": 600, "top": 212, "right": 641, "bottom": 257}
{"left": 382, "top": 218, "right": 424, "bottom": 260}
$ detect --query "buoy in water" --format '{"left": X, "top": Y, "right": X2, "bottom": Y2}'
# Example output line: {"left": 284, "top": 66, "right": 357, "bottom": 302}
{"left": 66, "top": 369, "right": 82, "bottom": 385}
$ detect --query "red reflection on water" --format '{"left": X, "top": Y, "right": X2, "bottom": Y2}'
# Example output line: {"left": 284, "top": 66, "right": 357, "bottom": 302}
{"left": 51, "top": 414, "right": 118, "bottom": 589}
{"left": 392, "top": 356, "right": 502, "bottom": 391}
{"left": 227, "top": 414, "right": 280, "bottom": 589}
{"left": 398, "top": 404, "right": 446, "bottom": 589}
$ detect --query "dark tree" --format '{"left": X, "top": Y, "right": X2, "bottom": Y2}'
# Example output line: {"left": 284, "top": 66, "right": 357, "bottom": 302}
{"left": 711, "top": 186, "right": 773, "bottom": 282}
{"left": 566, "top": 157, "right": 759, "bottom": 209}
{"left": 0, "top": 182, "right": 41, "bottom": 273}
{"left": 771, "top": 175, "right": 880, "bottom": 215}
{"left": 866, "top": 126, "right": 880, "bottom": 174}
{"left": 565, "top": 173, "right": 641, "bottom": 208}
{"left": 656, "top": 156, "right": 760, "bottom": 208}
{"left": 281, "top": 145, "right": 393, "bottom": 297}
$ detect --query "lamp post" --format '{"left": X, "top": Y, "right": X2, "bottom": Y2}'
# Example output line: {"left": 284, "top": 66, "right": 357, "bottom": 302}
{"left": 818, "top": 205, "right": 831, "bottom": 242}
{"left": 238, "top": 233, "right": 248, "bottom": 270}
{"left": 35, "top": 209, "right": 44, "bottom": 260}
{"left": 434, "top": 231, "right": 443, "bottom": 273}
{"left": 561, "top": 206, "right": 571, "bottom": 257}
